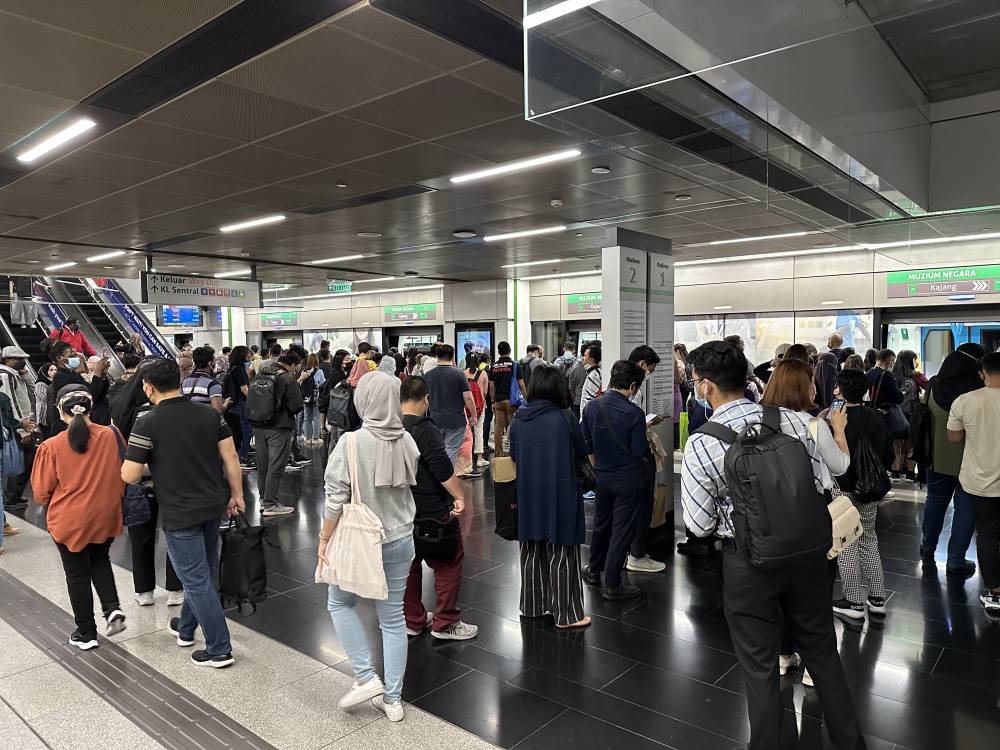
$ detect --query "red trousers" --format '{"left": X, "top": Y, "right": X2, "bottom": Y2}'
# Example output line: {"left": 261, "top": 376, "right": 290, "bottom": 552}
{"left": 403, "top": 535, "right": 464, "bottom": 632}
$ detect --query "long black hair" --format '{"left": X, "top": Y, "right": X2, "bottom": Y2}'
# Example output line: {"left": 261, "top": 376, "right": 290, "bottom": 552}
{"left": 228, "top": 345, "right": 249, "bottom": 370}
{"left": 109, "top": 359, "right": 154, "bottom": 439}
{"left": 57, "top": 387, "right": 93, "bottom": 454}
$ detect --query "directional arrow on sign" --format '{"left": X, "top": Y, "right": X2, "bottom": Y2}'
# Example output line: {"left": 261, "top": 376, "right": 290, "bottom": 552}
{"left": 972, "top": 280, "right": 989, "bottom": 291}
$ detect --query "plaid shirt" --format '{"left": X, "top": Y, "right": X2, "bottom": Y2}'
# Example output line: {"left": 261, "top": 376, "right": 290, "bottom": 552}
{"left": 680, "top": 399, "right": 824, "bottom": 538}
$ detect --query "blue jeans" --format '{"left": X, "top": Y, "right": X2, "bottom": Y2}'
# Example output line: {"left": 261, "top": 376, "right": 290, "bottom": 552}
{"left": 440, "top": 425, "right": 466, "bottom": 465}
{"left": 922, "top": 470, "right": 976, "bottom": 567}
{"left": 230, "top": 401, "right": 253, "bottom": 460}
{"left": 297, "top": 404, "right": 319, "bottom": 439}
{"left": 166, "top": 519, "right": 232, "bottom": 657}
{"left": 327, "top": 535, "right": 414, "bottom": 704}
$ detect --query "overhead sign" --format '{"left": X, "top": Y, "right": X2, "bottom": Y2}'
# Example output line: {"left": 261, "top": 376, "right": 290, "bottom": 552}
{"left": 141, "top": 272, "right": 262, "bottom": 308}
{"left": 327, "top": 280, "right": 353, "bottom": 293}
{"left": 260, "top": 311, "right": 299, "bottom": 329}
{"left": 384, "top": 303, "right": 436, "bottom": 322}
{"left": 566, "top": 292, "right": 602, "bottom": 314}
{"left": 887, "top": 265, "right": 1000, "bottom": 298}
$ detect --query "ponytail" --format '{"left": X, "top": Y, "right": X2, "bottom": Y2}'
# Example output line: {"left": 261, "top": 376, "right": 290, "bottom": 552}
{"left": 57, "top": 390, "right": 93, "bottom": 454}
{"left": 67, "top": 414, "right": 90, "bottom": 454}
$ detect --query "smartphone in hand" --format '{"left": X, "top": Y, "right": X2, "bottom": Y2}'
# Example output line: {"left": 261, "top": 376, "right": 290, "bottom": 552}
{"left": 829, "top": 399, "right": 846, "bottom": 414}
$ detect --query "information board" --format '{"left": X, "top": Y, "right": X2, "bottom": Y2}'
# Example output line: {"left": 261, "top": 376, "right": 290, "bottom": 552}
{"left": 886, "top": 264, "right": 1000, "bottom": 298}
{"left": 142, "top": 273, "right": 262, "bottom": 308}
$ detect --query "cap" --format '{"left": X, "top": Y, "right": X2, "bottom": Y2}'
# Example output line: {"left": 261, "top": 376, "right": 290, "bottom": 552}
{"left": 774, "top": 343, "right": 791, "bottom": 358}
{"left": 1, "top": 346, "right": 29, "bottom": 359}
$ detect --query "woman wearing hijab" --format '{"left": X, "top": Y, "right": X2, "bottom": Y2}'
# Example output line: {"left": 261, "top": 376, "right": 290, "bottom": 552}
{"left": 891, "top": 350, "right": 920, "bottom": 481}
{"left": 34, "top": 363, "right": 57, "bottom": 431}
{"left": 814, "top": 352, "right": 839, "bottom": 410}
{"left": 31, "top": 387, "right": 127, "bottom": 649}
{"left": 378, "top": 356, "right": 397, "bottom": 376}
{"left": 319, "top": 372, "right": 419, "bottom": 723}
{"left": 921, "top": 343, "right": 985, "bottom": 578}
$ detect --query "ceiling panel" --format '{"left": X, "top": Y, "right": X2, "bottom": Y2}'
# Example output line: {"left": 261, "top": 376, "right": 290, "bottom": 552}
{"left": 453, "top": 60, "right": 523, "bottom": 103}
{"left": 37, "top": 149, "right": 176, "bottom": 185}
{"left": 342, "top": 76, "right": 518, "bottom": 140}
{"left": 433, "top": 117, "right": 579, "bottom": 163}
{"left": 276, "top": 166, "right": 408, "bottom": 201}
{"left": 349, "top": 142, "right": 492, "bottom": 184}
{"left": 196, "top": 145, "right": 331, "bottom": 184}
{"left": 94, "top": 186, "right": 209, "bottom": 213}
{"left": 221, "top": 25, "right": 441, "bottom": 114}
{"left": 144, "top": 81, "right": 327, "bottom": 142}
{"left": 257, "top": 114, "right": 416, "bottom": 164}
{"left": 140, "top": 168, "right": 264, "bottom": 201}
{"left": 0, "top": 84, "right": 76, "bottom": 150}
{"left": 222, "top": 185, "right": 332, "bottom": 213}
{"left": 3, "top": 171, "right": 128, "bottom": 204}
{"left": 85, "top": 120, "right": 240, "bottom": 167}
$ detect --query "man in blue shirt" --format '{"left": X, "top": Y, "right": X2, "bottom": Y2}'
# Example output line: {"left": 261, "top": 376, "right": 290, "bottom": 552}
{"left": 581, "top": 360, "right": 648, "bottom": 600}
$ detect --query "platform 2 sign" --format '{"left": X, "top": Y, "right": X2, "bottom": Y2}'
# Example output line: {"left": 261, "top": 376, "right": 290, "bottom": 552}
{"left": 384, "top": 303, "right": 436, "bottom": 322}
{"left": 142, "top": 272, "right": 262, "bottom": 308}
{"left": 566, "top": 292, "right": 602, "bottom": 314}
{"left": 887, "top": 265, "right": 1000, "bottom": 298}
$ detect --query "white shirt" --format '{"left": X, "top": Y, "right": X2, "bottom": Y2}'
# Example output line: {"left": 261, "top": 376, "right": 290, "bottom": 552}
{"left": 802, "top": 412, "right": 850, "bottom": 490}
{"left": 948, "top": 388, "right": 1000, "bottom": 497}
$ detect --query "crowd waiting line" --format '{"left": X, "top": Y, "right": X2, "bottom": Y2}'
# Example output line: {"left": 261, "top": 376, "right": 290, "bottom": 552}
{"left": 0, "top": 322, "right": 997, "bottom": 746}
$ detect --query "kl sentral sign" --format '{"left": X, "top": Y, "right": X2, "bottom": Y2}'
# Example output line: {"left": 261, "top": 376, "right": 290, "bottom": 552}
{"left": 886, "top": 265, "right": 1000, "bottom": 298}
{"left": 142, "top": 272, "right": 262, "bottom": 308}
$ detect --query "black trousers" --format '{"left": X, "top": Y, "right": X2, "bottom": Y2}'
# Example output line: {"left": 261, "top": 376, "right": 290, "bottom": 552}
{"left": 483, "top": 404, "right": 493, "bottom": 451}
{"left": 588, "top": 477, "right": 645, "bottom": 589}
{"left": 56, "top": 538, "right": 120, "bottom": 639}
{"left": 971, "top": 493, "right": 1000, "bottom": 590}
{"left": 128, "top": 495, "right": 182, "bottom": 593}
{"left": 630, "top": 458, "right": 657, "bottom": 558}
{"left": 722, "top": 545, "right": 866, "bottom": 750}
{"left": 780, "top": 558, "right": 838, "bottom": 654}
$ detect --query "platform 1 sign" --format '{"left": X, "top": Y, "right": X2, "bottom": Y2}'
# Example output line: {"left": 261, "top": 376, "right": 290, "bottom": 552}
{"left": 566, "top": 292, "right": 602, "bottom": 314}
{"left": 887, "top": 265, "right": 1000, "bottom": 298}
{"left": 142, "top": 272, "right": 262, "bottom": 308}
{"left": 384, "top": 303, "right": 436, "bottom": 322}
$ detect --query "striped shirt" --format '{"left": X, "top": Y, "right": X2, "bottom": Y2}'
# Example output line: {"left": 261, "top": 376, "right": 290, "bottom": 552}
{"left": 680, "top": 399, "right": 824, "bottom": 539}
{"left": 578, "top": 366, "right": 602, "bottom": 420}
{"left": 180, "top": 370, "right": 222, "bottom": 406}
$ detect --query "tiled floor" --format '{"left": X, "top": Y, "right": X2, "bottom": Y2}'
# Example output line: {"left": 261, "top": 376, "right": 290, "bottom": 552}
{"left": 9, "top": 443, "right": 1000, "bottom": 749}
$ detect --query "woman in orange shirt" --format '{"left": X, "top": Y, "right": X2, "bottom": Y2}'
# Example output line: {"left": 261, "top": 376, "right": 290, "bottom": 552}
{"left": 32, "top": 386, "right": 127, "bottom": 650}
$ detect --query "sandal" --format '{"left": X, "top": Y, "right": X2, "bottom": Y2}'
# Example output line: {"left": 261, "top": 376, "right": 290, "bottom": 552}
{"left": 3, "top": 524, "right": 19, "bottom": 536}
{"left": 555, "top": 616, "right": 592, "bottom": 630}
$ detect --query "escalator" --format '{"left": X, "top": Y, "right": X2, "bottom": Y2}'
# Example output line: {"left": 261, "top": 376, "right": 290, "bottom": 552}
{"left": 0, "top": 300, "right": 47, "bottom": 370}
{"left": 58, "top": 279, "right": 124, "bottom": 355}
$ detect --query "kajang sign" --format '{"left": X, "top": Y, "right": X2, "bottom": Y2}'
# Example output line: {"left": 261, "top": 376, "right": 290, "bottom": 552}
{"left": 142, "top": 272, "right": 262, "bottom": 308}
{"left": 887, "top": 265, "right": 1000, "bottom": 298}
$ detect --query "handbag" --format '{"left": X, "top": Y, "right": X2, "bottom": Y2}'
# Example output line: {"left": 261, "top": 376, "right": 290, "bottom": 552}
{"left": 806, "top": 418, "right": 863, "bottom": 558}
{"left": 562, "top": 409, "right": 595, "bottom": 493}
{"left": 0, "top": 436, "right": 23, "bottom": 478}
{"left": 123, "top": 484, "right": 152, "bottom": 527}
{"left": 493, "top": 477, "right": 518, "bottom": 541}
{"left": 510, "top": 362, "right": 526, "bottom": 408}
{"left": 219, "top": 514, "right": 272, "bottom": 615}
{"left": 315, "top": 432, "right": 388, "bottom": 599}
{"left": 413, "top": 516, "right": 459, "bottom": 561}
{"left": 871, "top": 371, "right": 909, "bottom": 438}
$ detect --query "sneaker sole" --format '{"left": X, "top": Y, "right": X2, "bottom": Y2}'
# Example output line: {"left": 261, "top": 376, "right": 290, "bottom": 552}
{"left": 372, "top": 698, "right": 404, "bottom": 722}
{"left": 338, "top": 682, "right": 386, "bottom": 710}
{"left": 106, "top": 618, "right": 126, "bottom": 637}
{"left": 625, "top": 564, "right": 666, "bottom": 573}
{"left": 833, "top": 607, "right": 866, "bottom": 620}
{"left": 261, "top": 509, "right": 295, "bottom": 516}
{"left": 168, "top": 626, "right": 195, "bottom": 647}
{"left": 69, "top": 637, "right": 99, "bottom": 651}
{"left": 867, "top": 603, "right": 887, "bottom": 615}
{"left": 430, "top": 630, "right": 478, "bottom": 641}
{"left": 191, "top": 655, "right": 234, "bottom": 668}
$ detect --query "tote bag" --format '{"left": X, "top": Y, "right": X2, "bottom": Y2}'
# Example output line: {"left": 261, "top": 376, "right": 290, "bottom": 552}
{"left": 315, "top": 432, "right": 388, "bottom": 599}
{"left": 0, "top": 436, "right": 23, "bottom": 478}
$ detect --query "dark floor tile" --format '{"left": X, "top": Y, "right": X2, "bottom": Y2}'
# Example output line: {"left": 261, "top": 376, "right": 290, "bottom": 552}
{"left": 460, "top": 553, "right": 505, "bottom": 577}
{"left": 932, "top": 647, "right": 1000, "bottom": 690}
{"left": 882, "top": 571, "right": 977, "bottom": 605}
{"left": 263, "top": 547, "right": 321, "bottom": 584}
{"left": 279, "top": 615, "right": 345, "bottom": 666}
{"left": 330, "top": 640, "right": 472, "bottom": 702}
{"left": 414, "top": 631, "right": 527, "bottom": 681}
{"left": 618, "top": 603, "right": 735, "bottom": 653}
{"left": 265, "top": 572, "right": 307, "bottom": 594}
{"left": 413, "top": 671, "right": 565, "bottom": 748}
{"left": 838, "top": 627, "right": 943, "bottom": 674}
{"left": 284, "top": 581, "right": 331, "bottom": 608}
{"left": 229, "top": 592, "right": 322, "bottom": 638}
{"left": 512, "top": 709, "right": 672, "bottom": 750}
{"left": 851, "top": 689, "right": 983, "bottom": 750}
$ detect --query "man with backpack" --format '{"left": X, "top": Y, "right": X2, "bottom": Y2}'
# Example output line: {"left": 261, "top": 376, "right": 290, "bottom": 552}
{"left": 489, "top": 341, "right": 516, "bottom": 456}
{"left": 681, "top": 341, "right": 865, "bottom": 750}
{"left": 246, "top": 351, "right": 305, "bottom": 516}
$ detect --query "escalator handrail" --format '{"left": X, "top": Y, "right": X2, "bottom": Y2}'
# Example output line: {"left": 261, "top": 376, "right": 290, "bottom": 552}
{"left": 0, "top": 304, "right": 37, "bottom": 380}
{"left": 85, "top": 278, "right": 176, "bottom": 358}
{"left": 38, "top": 278, "right": 124, "bottom": 378}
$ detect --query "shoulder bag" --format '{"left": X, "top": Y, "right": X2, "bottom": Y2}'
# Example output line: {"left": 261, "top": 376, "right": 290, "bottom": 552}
{"left": 807, "top": 418, "right": 861, "bottom": 559}
{"left": 596, "top": 396, "right": 649, "bottom": 470}
{"left": 871, "top": 371, "right": 909, "bottom": 438}
{"left": 315, "top": 432, "right": 388, "bottom": 599}
{"left": 561, "top": 409, "right": 595, "bottom": 493}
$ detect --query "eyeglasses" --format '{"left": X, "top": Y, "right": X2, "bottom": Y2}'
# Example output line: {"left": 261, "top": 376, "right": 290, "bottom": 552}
{"left": 686, "top": 378, "right": 705, "bottom": 389}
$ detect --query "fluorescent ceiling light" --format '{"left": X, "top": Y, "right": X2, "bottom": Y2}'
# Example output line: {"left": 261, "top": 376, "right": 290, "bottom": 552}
{"left": 860, "top": 231, "right": 1000, "bottom": 250}
{"left": 275, "top": 283, "right": 443, "bottom": 303}
{"left": 523, "top": 0, "right": 602, "bottom": 29}
{"left": 17, "top": 118, "right": 96, "bottom": 163}
{"left": 450, "top": 149, "right": 580, "bottom": 184}
{"left": 86, "top": 250, "right": 126, "bottom": 262}
{"left": 703, "top": 231, "right": 815, "bottom": 247}
{"left": 218, "top": 214, "right": 285, "bottom": 233}
{"left": 713, "top": 305, "right": 733, "bottom": 310}
{"left": 675, "top": 245, "right": 863, "bottom": 267}
{"left": 353, "top": 277, "right": 396, "bottom": 284}
{"left": 45, "top": 261, "right": 77, "bottom": 271}
{"left": 309, "top": 255, "right": 364, "bottom": 264}
{"left": 214, "top": 269, "right": 252, "bottom": 278}
{"left": 519, "top": 270, "right": 597, "bottom": 281}
{"left": 821, "top": 300, "right": 844, "bottom": 306}
{"left": 485, "top": 225, "right": 567, "bottom": 242}
{"left": 501, "top": 259, "right": 563, "bottom": 269}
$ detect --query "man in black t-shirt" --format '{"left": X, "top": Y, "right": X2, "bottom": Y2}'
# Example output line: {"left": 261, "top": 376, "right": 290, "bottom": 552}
{"left": 489, "top": 341, "right": 515, "bottom": 456}
{"left": 423, "top": 344, "right": 476, "bottom": 465}
{"left": 122, "top": 358, "right": 244, "bottom": 669}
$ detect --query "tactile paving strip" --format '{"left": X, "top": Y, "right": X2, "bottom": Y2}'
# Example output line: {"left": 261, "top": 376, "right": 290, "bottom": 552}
{"left": 0, "top": 569, "right": 277, "bottom": 750}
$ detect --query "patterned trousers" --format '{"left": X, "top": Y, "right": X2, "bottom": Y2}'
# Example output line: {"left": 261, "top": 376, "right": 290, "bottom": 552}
{"left": 837, "top": 500, "right": 886, "bottom": 603}
{"left": 519, "top": 540, "right": 585, "bottom": 627}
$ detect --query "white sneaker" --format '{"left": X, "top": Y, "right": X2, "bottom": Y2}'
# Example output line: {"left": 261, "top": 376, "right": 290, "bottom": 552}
{"left": 778, "top": 653, "right": 801, "bottom": 676}
{"left": 884, "top": 490, "right": 896, "bottom": 499}
{"left": 167, "top": 591, "right": 185, "bottom": 607}
{"left": 802, "top": 669, "right": 814, "bottom": 688}
{"left": 338, "top": 677, "right": 385, "bottom": 710}
{"left": 626, "top": 555, "right": 666, "bottom": 573}
{"left": 372, "top": 695, "right": 404, "bottom": 722}
{"left": 105, "top": 610, "right": 126, "bottom": 636}
{"left": 431, "top": 621, "right": 479, "bottom": 641}
{"left": 135, "top": 591, "right": 154, "bottom": 607}
{"left": 406, "top": 611, "right": 433, "bottom": 637}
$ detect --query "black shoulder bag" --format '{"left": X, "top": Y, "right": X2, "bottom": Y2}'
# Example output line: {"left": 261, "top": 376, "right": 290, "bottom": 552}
{"left": 562, "top": 409, "right": 595, "bottom": 493}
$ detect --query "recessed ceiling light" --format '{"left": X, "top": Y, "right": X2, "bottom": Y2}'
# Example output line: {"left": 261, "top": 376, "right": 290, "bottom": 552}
{"left": 590, "top": 165, "right": 611, "bottom": 175}
{"left": 484, "top": 225, "right": 567, "bottom": 242}
{"left": 524, "top": 0, "right": 602, "bottom": 29}
{"left": 821, "top": 300, "right": 844, "bottom": 306}
{"left": 27, "top": 260, "right": 40, "bottom": 264}
{"left": 103, "top": 266, "right": 114, "bottom": 270}
{"left": 674, "top": 194, "right": 693, "bottom": 201}
{"left": 450, "top": 148, "right": 581, "bottom": 184}
{"left": 86, "top": 250, "right": 126, "bottom": 262}
{"left": 519, "top": 270, "right": 597, "bottom": 281}
{"left": 214, "top": 269, "right": 252, "bottom": 278}
{"left": 713, "top": 305, "right": 733, "bottom": 310}
{"left": 45, "top": 261, "right": 77, "bottom": 271}
{"left": 354, "top": 276, "right": 396, "bottom": 284}
{"left": 335, "top": 181, "right": 349, "bottom": 188}
{"left": 309, "top": 255, "right": 365, "bottom": 264}
{"left": 707, "top": 231, "right": 813, "bottom": 246}
{"left": 149, "top": 267, "right": 157, "bottom": 273}
{"left": 453, "top": 229, "right": 477, "bottom": 239}
{"left": 357, "top": 232, "right": 382, "bottom": 238}
{"left": 219, "top": 214, "right": 285, "bottom": 233}
{"left": 167, "top": 264, "right": 185, "bottom": 268}
{"left": 501, "top": 259, "right": 563, "bottom": 269}
{"left": 17, "top": 118, "right": 96, "bottom": 163}
{"left": 190, "top": 272, "right": 200, "bottom": 275}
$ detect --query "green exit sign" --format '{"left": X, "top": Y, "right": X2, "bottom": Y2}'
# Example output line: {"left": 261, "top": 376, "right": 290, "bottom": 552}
{"left": 327, "top": 280, "right": 353, "bottom": 293}
{"left": 260, "top": 311, "right": 299, "bottom": 328}
{"left": 384, "top": 303, "right": 436, "bottom": 322}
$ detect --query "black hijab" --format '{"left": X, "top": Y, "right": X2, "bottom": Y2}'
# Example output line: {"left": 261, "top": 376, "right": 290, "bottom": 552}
{"left": 931, "top": 343, "right": 985, "bottom": 410}
{"left": 109, "top": 360, "right": 152, "bottom": 439}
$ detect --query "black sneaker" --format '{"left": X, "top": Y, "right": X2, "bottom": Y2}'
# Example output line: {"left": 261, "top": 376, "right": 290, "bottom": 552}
{"left": 919, "top": 544, "right": 935, "bottom": 564}
{"left": 284, "top": 461, "right": 303, "bottom": 472}
{"left": 890, "top": 470, "right": 901, "bottom": 482}
{"left": 866, "top": 596, "right": 887, "bottom": 615}
{"left": 291, "top": 456, "right": 311, "bottom": 467}
{"left": 602, "top": 583, "right": 642, "bottom": 601}
{"left": 946, "top": 560, "right": 977, "bottom": 579}
{"left": 582, "top": 567, "right": 602, "bottom": 586}
{"left": 240, "top": 460, "right": 255, "bottom": 472}
{"left": 69, "top": 630, "right": 99, "bottom": 650}
{"left": 168, "top": 617, "right": 195, "bottom": 647}
{"left": 191, "top": 649, "right": 234, "bottom": 668}
{"left": 832, "top": 598, "right": 866, "bottom": 620}
{"left": 980, "top": 591, "right": 1000, "bottom": 614}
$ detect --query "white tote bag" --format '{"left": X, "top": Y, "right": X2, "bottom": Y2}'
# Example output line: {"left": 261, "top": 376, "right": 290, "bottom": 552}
{"left": 315, "top": 432, "right": 388, "bottom": 599}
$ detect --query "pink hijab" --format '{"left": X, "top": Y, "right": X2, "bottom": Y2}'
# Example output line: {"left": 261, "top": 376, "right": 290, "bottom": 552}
{"left": 347, "top": 358, "right": 370, "bottom": 388}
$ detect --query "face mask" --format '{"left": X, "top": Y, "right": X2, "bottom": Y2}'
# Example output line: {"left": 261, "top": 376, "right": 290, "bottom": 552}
{"left": 695, "top": 380, "right": 711, "bottom": 410}
{"left": 66, "top": 356, "right": 81, "bottom": 370}
{"left": 11, "top": 360, "right": 26, "bottom": 371}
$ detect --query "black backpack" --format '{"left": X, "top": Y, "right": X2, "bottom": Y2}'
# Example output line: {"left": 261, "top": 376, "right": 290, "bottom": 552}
{"left": 219, "top": 515, "right": 271, "bottom": 615}
{"left": 246, "top": 370, "right": 280, "bottom": 425}
{"left": 326, "top": 381, "right": 353, "bottom": 430}
{"left": 693, "top": 405, "right": 831, "bottom": 569}
{"left": 852, "top": 433, "right": 892, "bottom": 503}
{"left": 909, "top": 387, "right": 934, "bottom": 469}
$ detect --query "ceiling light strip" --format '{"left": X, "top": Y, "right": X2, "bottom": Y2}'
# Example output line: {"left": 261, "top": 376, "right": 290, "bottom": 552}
{"left": 214, "top": 269, "right": 252, "bottom": 278}
{"left": 501, "top": 259, "right": 563, "bottom": 269}
{"left": 308, "top": 255, "right": 365, "bottom": 264}
{"left": 523, "top": 0, "right": 603, "bottom": 29}
{"left": 485, "top": 225, "right": 567, "bottom": 242}
{"left": 450, "top": 149, "right": 581, "bottom": 184}
{"left": 17, "top": 118, "right": 96, "bottom": 163}
{"left": 45, "top": 262, "right": 77, "bottom": 271}
{"left": 274, "top": 283, "right": 444, "bottom": 303}
{"left": 353, "top": 277, "right": 396, "bottom": 284}
{"left": 703, "top": 230, "right": 816, "bottom": 247}
{"left": 519, "top": 270, "right": 598, "bottom": 281}
{"left": 85, "top": 250, "right": 127, "bottom": 262}
{"left": 675, "top": 245, "right": 864, "bottom": 267}
{"left": 218, "top": 214, "right": 285, "bottom": 233}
